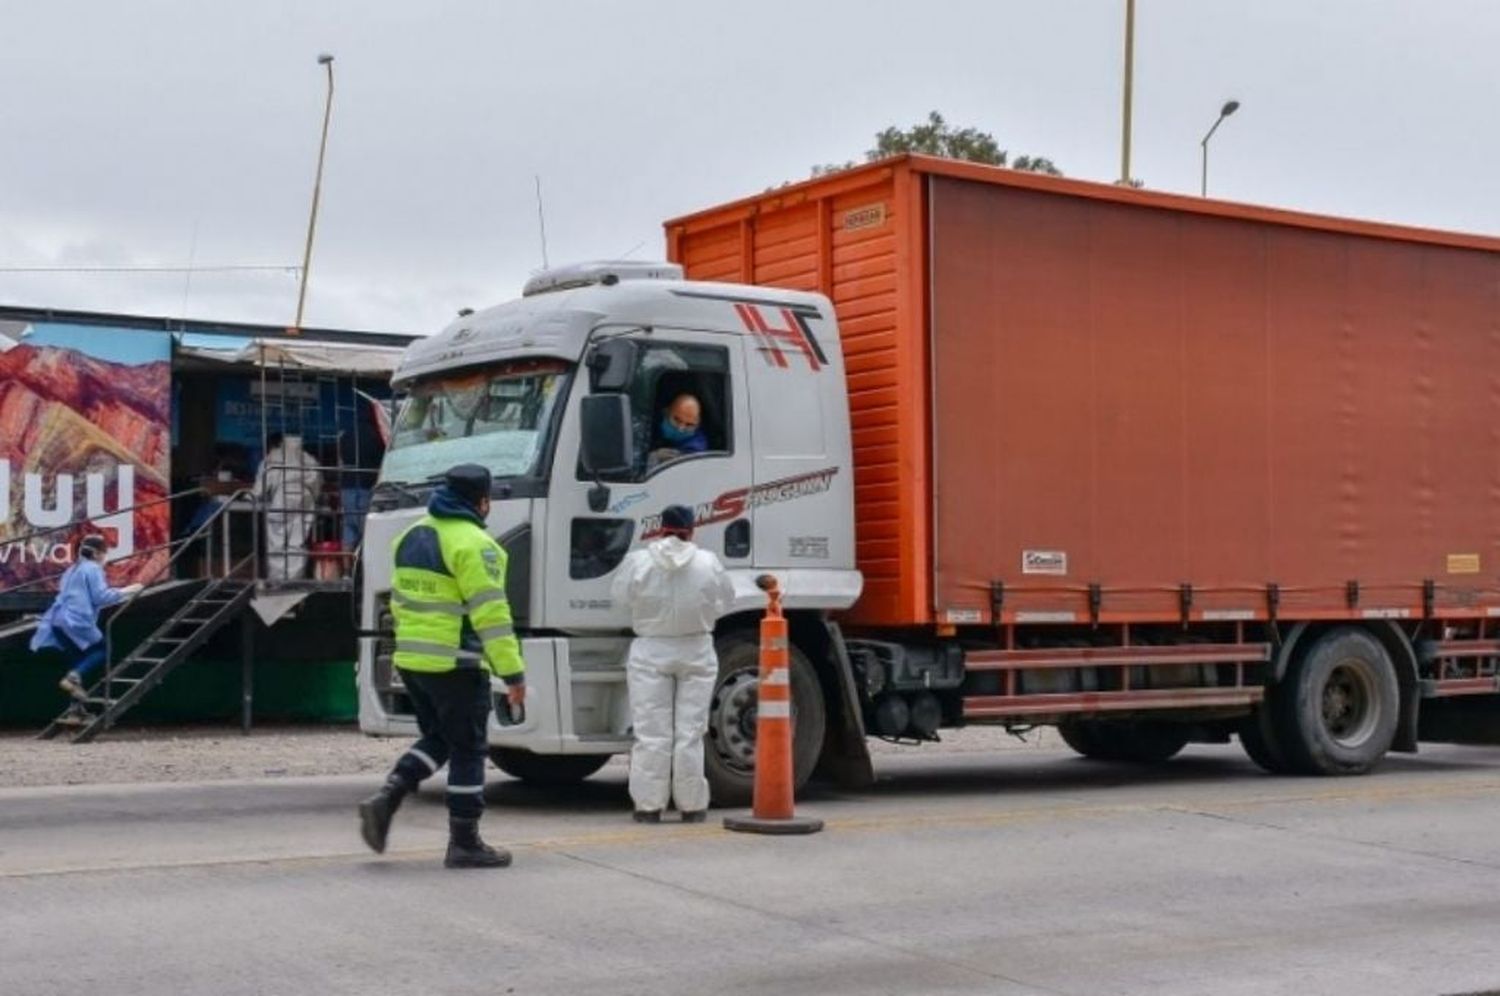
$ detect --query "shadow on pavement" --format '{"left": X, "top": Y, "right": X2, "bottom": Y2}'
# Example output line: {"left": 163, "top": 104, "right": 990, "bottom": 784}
{"left": 389, "top": 741, "right": 1500, "bottom": 814}
{"left": 804, "top": 742, "right": 1500, "bottom": 803}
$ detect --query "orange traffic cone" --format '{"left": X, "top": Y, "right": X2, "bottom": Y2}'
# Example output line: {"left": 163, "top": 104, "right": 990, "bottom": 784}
{"left": 723, "top": 575, "right": 824, "bottom": 835}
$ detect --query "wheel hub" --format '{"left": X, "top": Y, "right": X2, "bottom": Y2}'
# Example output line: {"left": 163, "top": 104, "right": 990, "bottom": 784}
{"left": 708, "top": 670, "right": 760, "bottom": 772}
{"left": 1321, "top": 660, "right": 1377, "bottom": 747}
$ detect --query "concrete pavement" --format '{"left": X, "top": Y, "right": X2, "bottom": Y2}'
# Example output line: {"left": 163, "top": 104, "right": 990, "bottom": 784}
{"left": 3, "top": 742, "right": 1500, "bottom": 995}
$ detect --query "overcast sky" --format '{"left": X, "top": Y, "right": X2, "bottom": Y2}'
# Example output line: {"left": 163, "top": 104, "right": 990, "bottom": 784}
{"left": 2, "top": 1, "right": 1497, "bottom": 336}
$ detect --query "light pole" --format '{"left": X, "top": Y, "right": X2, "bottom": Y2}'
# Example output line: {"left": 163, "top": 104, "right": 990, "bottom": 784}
{"left": 1120, "top": 0, "right": 1135, "bottom": 185}
{"left": 1199, "top": 99, "right": 1239, "bottom": 197}
{"left": 293, "top": 52, "right": 335, "bottom": 333}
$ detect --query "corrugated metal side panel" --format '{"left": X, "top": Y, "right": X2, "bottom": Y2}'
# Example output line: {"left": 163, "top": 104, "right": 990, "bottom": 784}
{"left": 751, "top": 203, "right": 820, "bottom": 291}
{"left": 675, "top": 221, "right": 748, "bottom": 284}
{"left": 667, "top": 166, "right": 931, "bottom": 625}
{"left": 928, "top": 175, "right": 1500, "bottom": 623}
{"left": 831, "top": 175, "right": 920, "bottom": 625}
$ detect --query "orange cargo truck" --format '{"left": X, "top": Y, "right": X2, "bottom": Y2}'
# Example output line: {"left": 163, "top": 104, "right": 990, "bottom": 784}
{"left": 665, "top": 153, "right": 1500, "bottom": 778}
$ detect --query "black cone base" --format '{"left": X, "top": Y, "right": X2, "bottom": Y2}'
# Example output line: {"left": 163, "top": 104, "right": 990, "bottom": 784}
{"left": 722, "top": 814, "right": 824, "bottom": 835}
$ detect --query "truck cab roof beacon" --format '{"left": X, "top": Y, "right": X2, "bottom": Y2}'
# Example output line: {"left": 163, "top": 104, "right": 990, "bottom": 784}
{"left": 521, "top": 261, "right": 685, "bottom": 297}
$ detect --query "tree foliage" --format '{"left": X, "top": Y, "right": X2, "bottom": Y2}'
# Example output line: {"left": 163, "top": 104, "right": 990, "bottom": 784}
{"left": 813, "top": 112, "right": 1061, "bottom": 177}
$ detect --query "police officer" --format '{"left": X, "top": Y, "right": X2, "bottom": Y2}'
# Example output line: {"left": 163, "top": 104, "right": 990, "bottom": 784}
{"left": 358, "top": 463, "right": 525, "bottom": 869}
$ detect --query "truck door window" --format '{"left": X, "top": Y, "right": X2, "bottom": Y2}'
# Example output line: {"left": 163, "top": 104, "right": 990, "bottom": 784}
{"left": 584, "top": 341, "right": 732, "bottom": 483}
{"left": 569, "top": 517, "right": 635, "bottom": 580}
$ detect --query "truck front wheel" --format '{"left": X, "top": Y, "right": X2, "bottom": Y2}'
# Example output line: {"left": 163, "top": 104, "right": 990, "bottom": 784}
{"left": 489, "top": 748, "right": 611, "bottom": 785}
{"left": 704, "top": 634, "right": 827, "bottom": 807}
{"left": 1273, "top": 627, "right": 1398, "bottom": 775}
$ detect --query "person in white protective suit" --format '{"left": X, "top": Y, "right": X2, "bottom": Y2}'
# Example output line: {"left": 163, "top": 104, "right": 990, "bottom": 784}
{"left": 611, "top": 504, "right": 736, "bottom": 823}
{"left": 255, "top": 433, "right": 323, "bottom": 581}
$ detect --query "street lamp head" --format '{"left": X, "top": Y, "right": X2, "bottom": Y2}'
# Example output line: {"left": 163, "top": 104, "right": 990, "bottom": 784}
{"left": 317, "top": 52, "right": 335, "bottom": 65}
{"left": 1221, "top": 99, "right": 1240, "bottom": 117}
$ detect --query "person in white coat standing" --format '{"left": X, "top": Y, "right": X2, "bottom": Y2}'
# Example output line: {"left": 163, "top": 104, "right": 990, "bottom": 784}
{"left": 255, "top": 433, "right": 322, "bottom": 581}
{"left": 611, "top": 504, "right": 736, "bottom": 823}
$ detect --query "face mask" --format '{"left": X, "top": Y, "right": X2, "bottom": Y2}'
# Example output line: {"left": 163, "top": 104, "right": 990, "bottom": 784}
{"left": 660, "top": 414, "right": 696, "bottom": 444}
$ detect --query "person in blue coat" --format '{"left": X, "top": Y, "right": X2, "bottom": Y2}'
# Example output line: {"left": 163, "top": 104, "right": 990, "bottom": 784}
{"left": 646, "top": 393, "right": 709, "bottom": 471}
{"left": 30, "top": 535, "right": 142, "bottom": 699}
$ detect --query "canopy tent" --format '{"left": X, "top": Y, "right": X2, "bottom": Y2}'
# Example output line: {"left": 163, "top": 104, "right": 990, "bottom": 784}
{"left": 174, "top": 333, "right": 407, "bottom": 374}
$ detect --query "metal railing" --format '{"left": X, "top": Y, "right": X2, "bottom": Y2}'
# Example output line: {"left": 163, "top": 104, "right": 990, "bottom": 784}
{"left": 0, "top": 464, "right": 383, "bottom": 603}
{"left": 254, "top": 461, "right": 380, "bottom": 583}
{"left": 0, "top": 487, "right": 205, "bottom": 602}
{"left": 100, "top": 488, "right": 259, "bottom": 703}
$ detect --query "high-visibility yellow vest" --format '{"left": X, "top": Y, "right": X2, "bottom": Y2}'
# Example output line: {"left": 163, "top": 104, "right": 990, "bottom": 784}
{"left": 390, "top": 513, "right": 524, "bottom": 681}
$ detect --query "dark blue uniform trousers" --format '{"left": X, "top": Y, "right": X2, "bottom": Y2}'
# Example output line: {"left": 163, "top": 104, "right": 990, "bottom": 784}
{"left": 391, "top": 668, "right": 491, "bottom": 820}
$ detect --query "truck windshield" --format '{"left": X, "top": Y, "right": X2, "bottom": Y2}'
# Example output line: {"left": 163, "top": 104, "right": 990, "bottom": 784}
{"left": 381, "top": 359, "right": 571, "bottom": 485}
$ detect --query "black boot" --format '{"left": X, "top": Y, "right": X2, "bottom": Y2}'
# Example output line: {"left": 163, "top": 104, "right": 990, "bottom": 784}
{"left": 445, "top": 818, "right": 511, "bottom": 869}
{"left": 358, "top": 774, "right": 409, "bottom": 854}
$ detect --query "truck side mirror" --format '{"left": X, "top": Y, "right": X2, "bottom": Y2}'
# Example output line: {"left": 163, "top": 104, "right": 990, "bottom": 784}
{"left": 580, "top": 394, "right": 634, "bottom": 474}
{"left": 586, "top": 338, "right": 638, "bottom": 392}
{"left": 579, "top": 395, "right": 635, "bottom": 510}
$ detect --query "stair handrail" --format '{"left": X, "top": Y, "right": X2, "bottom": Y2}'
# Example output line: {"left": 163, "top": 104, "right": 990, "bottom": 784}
{"left": 100, "top": 487, "right": 258, "bottom": 706}
{"left": 0, "top": 486, "right": 207, "bottom": 601}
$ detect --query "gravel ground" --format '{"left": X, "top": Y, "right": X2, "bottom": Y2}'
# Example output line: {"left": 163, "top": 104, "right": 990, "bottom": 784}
{"left": 0, "top": 723, "right": 1061, "bottom": 789}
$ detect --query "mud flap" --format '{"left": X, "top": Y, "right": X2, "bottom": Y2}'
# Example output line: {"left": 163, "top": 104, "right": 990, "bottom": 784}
{"left": 1370, "top": 620, "right": 1420, "bottom": 754}
{"left": 811, "top": 620, "right": 875, "bottom": 789}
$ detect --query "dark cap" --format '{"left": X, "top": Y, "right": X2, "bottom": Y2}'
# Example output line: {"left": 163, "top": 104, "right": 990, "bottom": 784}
{"left": 444, "top": 464, "right": 492, "bottom": 509}
{"left": 660, "top": 504, "right": 695, "bottom": 536}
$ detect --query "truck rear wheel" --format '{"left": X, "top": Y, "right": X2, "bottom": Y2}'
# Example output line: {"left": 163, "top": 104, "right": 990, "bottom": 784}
{"left": 1273, "top": 627, "right": 1398, "bottom": 775}
{"left": 1238, "top": 705, "right": 1296, "bottom": 774}
{"left": 1057, "top": 719, "right": 1189, "bottom": 763}
{"left": 489, "top": 748, "right": 610, "bottom": 785}
{"left": 704, "top": 634, "right": 826, "bottom": 807}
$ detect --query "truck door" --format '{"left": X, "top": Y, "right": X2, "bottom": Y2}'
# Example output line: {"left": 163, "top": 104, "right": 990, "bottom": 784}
{"left": 739, "top": 301, "right": 846, "bottom": 569}
{"left": 544, "top": 330, "right": 752, "bottom": 630}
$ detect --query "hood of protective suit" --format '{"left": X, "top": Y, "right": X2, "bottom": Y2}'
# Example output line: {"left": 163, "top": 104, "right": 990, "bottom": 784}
{"left": 610, "top": 537, "right": 736, "bottom": 639}
{"left": 647, "top": 536, "right": 697, "bottom": 572}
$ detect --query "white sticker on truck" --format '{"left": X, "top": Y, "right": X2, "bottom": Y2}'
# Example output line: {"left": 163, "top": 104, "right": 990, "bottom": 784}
{"left": 1015, "top": 611, "right": 1078, "bottom": 623}
{"left": 1022, "top": 550, "right": 1068, "bottom": 575}
{"left": 944, "top": 608, "right": 983, "bottom": 624}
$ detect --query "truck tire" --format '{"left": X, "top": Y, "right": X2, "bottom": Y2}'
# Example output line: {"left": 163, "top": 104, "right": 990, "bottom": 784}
{"left": 1273, "top": 627, "right": 1398, "bottom": 775}
{"left": 1238, "top": 705, "right": 1296, "bottom": 774}
{"left": 489, "top": 748, "right": 610, "bottom": 785}
{"left": 704, "top": 633, "right": 826, "bottom": 807}
{"left": 1058, "top": 719, "right": 1189, "bottom": 763}
{"left": 1057, "top": 719, "right": 1113, "bottom": 758}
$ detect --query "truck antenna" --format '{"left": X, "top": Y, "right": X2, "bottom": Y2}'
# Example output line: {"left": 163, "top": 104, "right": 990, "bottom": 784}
{"left": 535, "top": 175, "right": 550, "bottom": 269}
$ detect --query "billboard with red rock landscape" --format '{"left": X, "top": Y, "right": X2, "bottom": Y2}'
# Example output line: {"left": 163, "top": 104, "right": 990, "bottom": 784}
{"left": 0, "top": 321, "right": 171, "bottom": 592}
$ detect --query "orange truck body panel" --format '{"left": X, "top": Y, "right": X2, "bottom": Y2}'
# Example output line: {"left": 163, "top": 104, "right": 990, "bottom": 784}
{"left": 665, "top": 154, "right": 1500, "bottom": 630}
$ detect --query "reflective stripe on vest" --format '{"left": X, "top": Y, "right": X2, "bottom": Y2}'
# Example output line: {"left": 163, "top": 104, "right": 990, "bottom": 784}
{"left": 467, "top": 588, "right": 509, "bottom": 611}
{"left": 395, "top": 638, "right": 482, "bottom": 659}
{"left": 391, "top": 590, "right": 466, "bottom": 616}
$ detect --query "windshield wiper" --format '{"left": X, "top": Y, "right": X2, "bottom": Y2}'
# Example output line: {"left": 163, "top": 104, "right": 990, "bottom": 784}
{"left": 372, "top": 480, "right": 428, "bottom": 509}
{"left": 422, "top": 472, "right": 514, "bottom": 500}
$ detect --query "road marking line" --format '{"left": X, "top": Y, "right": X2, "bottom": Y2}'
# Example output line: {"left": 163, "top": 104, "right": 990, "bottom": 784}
{"left": 4, "top": 776, "right": 1497, "bottom": 879}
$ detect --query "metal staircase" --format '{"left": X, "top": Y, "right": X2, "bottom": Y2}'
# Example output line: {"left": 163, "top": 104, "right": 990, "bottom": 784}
{"left": 29, "top": 489, "right": 261, "bottom": 744}
{"left": 39, "top": 575, "right": 255, "bottom": 743}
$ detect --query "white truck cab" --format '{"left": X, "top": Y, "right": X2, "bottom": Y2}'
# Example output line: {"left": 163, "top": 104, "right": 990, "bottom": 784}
{"left": 357, "top": 262, "right": 864, "bottom": 801}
